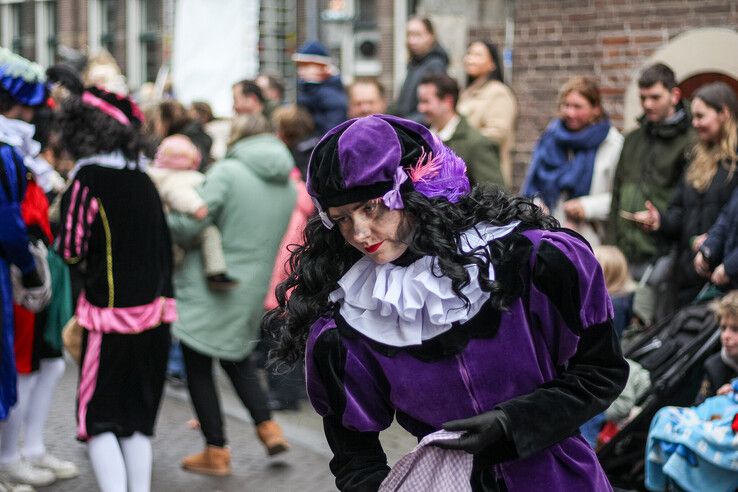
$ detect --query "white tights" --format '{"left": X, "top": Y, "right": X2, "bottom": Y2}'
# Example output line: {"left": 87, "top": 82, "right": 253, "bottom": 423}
{"left": 88, "top": 432, "right": 152, "bottom": 492}
{"left": 0, "top": 358, "right": 66, "bottom": 464}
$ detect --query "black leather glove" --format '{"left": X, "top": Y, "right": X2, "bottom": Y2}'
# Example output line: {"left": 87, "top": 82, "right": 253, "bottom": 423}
{"left": 432, "top": 409, "right": 507, "bottom": 454}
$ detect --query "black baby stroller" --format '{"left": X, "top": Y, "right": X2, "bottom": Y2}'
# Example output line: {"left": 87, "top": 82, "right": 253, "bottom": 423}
{"left": 597, "top": 303, "right": 721, "bottom": 491}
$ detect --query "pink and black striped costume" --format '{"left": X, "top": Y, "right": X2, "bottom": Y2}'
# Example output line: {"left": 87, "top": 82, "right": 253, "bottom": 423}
{"left": 57, "top": 161, "right": 175, "bottom": 441}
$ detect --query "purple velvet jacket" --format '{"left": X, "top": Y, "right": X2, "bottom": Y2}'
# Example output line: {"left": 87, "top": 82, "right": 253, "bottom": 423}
{"left": 306, "top": 228, "right": 628, "bottom": 491}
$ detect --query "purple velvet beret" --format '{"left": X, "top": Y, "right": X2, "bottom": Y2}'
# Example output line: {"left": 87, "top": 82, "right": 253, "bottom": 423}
{"left": 306, "top": 114, "right": 470, "bottom": 228}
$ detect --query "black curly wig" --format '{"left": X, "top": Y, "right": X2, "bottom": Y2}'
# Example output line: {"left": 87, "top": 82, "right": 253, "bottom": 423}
{"left": 264, "top": 184, "right": 558, "bottom": 368}
{"left": 56, "top": 94, "right": 142, "bottom": 161}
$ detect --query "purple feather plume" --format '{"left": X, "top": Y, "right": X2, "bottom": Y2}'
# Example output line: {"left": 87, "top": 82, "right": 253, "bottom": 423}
{"left": 409, "top": 145, "right": 470, "bottom": 203}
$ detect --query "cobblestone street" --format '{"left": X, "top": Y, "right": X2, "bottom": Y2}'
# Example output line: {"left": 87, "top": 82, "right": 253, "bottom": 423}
{"left": 38, "top": 361, "right": 416, "bottom": 492}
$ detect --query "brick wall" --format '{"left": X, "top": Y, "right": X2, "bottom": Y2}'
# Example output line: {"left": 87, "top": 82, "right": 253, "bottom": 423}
{"left": 508, "top": 0, "right": 738, "bottom": 188}
{"left": 57, "top": 0, "right": 88, "bottom": 53}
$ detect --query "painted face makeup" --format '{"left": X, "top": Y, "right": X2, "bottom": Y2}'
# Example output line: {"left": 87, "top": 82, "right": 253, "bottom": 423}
{"left": 327, "top": 198, "right": 409, "bottom": 264}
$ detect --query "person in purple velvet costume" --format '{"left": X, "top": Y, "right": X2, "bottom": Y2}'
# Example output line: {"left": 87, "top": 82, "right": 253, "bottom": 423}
{"left": 264, "top": 114, "right": 629, "bottom": 491}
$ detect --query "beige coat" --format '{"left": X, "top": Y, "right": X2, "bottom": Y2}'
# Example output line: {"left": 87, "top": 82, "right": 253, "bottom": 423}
{"left": 457, "top": 79, "right": 518, "bottom": 188}
{"left": 148, "top": 167, "right": 205, "bottom": 216}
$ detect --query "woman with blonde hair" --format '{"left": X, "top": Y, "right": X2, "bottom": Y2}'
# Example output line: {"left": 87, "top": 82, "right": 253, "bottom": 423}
{"left": 523, "top": 76, "right": 623, "bottom": 245}
{"left": 635, "top": 82, "right": 738, "bottom": 306}
{"left": 595, "top": 245, "right": 636, "bottom": 295}
{"left": 594, "top": 245, "right": 635, "bottom": 338}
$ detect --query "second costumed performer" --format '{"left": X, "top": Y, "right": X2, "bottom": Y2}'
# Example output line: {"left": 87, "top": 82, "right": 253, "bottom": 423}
{"left": 266, "top": 114, "right": 629, "bottom": 491}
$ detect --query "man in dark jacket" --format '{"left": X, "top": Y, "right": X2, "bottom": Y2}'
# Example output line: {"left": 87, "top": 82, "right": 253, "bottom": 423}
{"left": 608, "top": 63, "right": 695, "bottom": 278}
{"left": 392, "top": 17, "right": 449, "bottom": 123}
{"left": 293, "top": 40, "right": 347, "bottom": 136}
{"left": 417, "top": 73, "right": 504, "bottom": 188}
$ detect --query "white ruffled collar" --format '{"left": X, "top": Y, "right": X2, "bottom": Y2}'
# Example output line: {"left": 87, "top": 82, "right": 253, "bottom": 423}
{"left": 0, "top": 114, "right": 39, "bottom": 157}
{"left": 0, "top": 115, "right": 41, "bottom": 176}
{"left": 329, "top": 221, "right": 520, "bottom": 347}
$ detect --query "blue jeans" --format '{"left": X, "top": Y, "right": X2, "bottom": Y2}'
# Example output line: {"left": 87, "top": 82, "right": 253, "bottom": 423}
{"left": 167, "top": 339, "right": 186, "bottom": 378}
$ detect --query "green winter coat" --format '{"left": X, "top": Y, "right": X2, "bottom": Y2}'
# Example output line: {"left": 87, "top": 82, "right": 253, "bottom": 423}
{"left": 607, "top": 106, "right": 695, "bottom": 264}
{"left": 446, "top": 115, "right": 504, "bottom": 189}
{"left": 168, "top": 133, "right": 296, "bottom": 360}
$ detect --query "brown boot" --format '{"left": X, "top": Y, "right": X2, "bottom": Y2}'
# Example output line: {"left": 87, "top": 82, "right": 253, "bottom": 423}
{"left": 256, "top": 420, "right": 290, "bottom": 456}
{"left": 181, "top": 445, "right": 231, "bottom": 476}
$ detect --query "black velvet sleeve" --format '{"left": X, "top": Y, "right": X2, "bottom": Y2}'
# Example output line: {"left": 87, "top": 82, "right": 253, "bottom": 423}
{"left": 312, "top": 329, "right": 391, "bottom": 491}
{"left": 657, "top": 178, "right": 685, "bottom": 241}
{"left": 494, "top": 231, "right": 629, "bottom": 460}
{"left": 496, "top": 320, "right": 628, "bottom": 459}
{"left": 323, "top": 416, "right": 391, "bottom": 492}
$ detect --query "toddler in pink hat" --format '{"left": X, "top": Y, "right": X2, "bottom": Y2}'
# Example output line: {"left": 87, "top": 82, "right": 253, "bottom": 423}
{"left": 149, "top": 134, "right": 237, "bottom": 290}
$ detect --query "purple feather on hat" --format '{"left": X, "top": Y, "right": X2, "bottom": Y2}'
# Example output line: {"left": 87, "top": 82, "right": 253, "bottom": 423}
{"left": 408, "top": 146, "right": 470, "bottom": 203}
{"left": 306, "top": 114, "right": 471, "bottom": 226}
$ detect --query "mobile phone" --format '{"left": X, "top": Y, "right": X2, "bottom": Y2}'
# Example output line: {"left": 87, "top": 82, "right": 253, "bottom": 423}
{"left": 619, "top": 210, "right": 650, "bottom": 224}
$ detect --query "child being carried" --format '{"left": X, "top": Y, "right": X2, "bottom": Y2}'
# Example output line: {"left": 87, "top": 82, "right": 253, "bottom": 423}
{"left": 149, "top": 134, "right": 238, "bottom": 291}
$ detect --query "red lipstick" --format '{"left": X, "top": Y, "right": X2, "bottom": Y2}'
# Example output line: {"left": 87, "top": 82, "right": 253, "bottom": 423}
{"left": 365, "top": 241, "right": 384, "bottom": 254}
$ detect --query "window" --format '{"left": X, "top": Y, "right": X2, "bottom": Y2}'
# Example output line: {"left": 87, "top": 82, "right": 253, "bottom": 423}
{"left": 259, "top": 0, "right": 297, "bottom": 101}
{"left": 355, "top": 0, "right": 376, "bottom": 29}
{"left": 6, "top": 3, "right": 23, "bottom": 53}
{"left": 100, "top": 0, "right": 117, "bottom": 54}
{"left": 35, "top": 0, "right": 57, "bottom": 66}
{"left": 139, "top": 0, "right": 161, "bottom": 83}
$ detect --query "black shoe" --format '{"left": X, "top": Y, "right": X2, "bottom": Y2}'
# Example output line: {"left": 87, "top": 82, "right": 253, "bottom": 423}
{"left": 206, "top": 273, "right": 239, "bottom": 292}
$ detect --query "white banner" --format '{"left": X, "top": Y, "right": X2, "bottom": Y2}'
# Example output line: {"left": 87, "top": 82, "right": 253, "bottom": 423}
{"left": 171, "top": 0, "right": 259, "bottom": 117}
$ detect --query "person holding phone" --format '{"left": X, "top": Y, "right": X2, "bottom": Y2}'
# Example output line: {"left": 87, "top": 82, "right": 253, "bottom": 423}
{"left": 633, "top": 82, "right": 738, "bottom": 306}
{"left": 608, "top": 63, "right": 695, "bottom": 280}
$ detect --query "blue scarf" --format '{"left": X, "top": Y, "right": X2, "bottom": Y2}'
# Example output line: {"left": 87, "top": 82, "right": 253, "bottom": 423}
{"left": 522, "top": 119, "right": 611, "bottom": 209}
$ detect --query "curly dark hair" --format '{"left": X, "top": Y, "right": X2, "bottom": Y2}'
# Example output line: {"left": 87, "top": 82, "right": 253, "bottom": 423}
{"left": 264, "top": 185, "right": 558, "bottom": 368}
{"left": 56, "top": 94, "right": 142, "bottom": 161}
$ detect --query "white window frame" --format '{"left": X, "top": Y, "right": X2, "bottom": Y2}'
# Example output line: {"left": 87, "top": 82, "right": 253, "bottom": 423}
{"left": 1, "top": 0, "right": 24, "bottom": 54}
{"left": 87, "top": 0, "right": 101, "bottom": 53}
{"left": 126, "top": 0, "right": 142, "bottom": 88}
{"left": 34, "top": 0, "right": 56, "bottom": 66}
{"left": 88, "top": 0, "right": 116, "bottom": 55}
